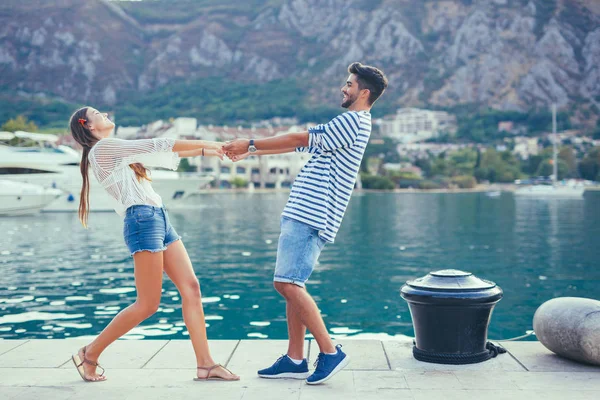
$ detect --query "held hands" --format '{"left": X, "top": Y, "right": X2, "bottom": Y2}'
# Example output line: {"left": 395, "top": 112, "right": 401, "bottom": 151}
{"left": 230, "top": 152, "right": 250, "bottom": 162}
{"left": 222, "top": 139, "right": 250, "bottom": 159}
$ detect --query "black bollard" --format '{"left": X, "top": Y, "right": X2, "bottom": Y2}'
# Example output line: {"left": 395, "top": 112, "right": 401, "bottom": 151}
{"left": 400, "top": 269, "right": 505, "bottom": 364}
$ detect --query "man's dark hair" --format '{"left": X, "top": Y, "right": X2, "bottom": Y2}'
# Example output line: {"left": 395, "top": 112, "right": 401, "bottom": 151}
{"left": 348, "top": 62, "right": 388, "bottom": 105}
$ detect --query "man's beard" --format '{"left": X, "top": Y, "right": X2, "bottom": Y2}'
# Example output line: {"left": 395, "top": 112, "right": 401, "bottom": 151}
{"left": 341, "top": 93, "right": 357, "bottom": 108}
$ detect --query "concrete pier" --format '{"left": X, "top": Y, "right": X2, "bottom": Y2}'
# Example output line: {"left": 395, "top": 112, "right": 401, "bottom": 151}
{"left": 0, "top": 338, "right": 599, "bottom": 399}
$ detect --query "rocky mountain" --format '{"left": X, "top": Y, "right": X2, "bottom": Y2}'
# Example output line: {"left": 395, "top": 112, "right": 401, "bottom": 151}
{"left": 1, "top": 0, "right": 599, "bottom": 125}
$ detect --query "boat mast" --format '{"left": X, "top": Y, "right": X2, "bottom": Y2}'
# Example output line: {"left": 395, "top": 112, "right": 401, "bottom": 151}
{"left": 552, "top": 103, "right": 557, "bottom": 185}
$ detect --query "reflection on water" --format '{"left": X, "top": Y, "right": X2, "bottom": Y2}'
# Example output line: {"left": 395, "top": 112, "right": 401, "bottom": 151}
{"left": 0, "top": 192, "right": 599, "bottom": 340}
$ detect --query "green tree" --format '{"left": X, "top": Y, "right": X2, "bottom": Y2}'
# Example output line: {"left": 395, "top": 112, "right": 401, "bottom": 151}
{"left": 414, "top": 157, "right": 432, "bottom": 177}
{"left": 524, "top": 146, "right": 577, "bottom": 179}
{"left": 431, "top": 154, "right": 449, "bottom": 177}
{"left": 177, "top": 158, "right": 197, "bottom": 173}
{"left": 521, "top": 154, "right": 544, "bottom": 176}
{"left": 1, "top": 115, "right": 38, "bottom": 132}
{"left": 558, "top": 147, "right": 577, "bottom": 177}
{"left": 448, "top": 148, "right": 478, "bottom": 176}
{"left": 578, "top": 147, "right": 600, "bottom": 181}
{"left": 452, "top": 106, "right": 571, "bottom": 142}
{"left": 389, "top": 170, "right": 422, "bottom": 188}
{"left": 230, "top": 177, "right": 248, "bottom": 188}
{"left": 474, "top": 149, "right": 521, "bottom": 183}
{"left": 535, "top": 159, "right": 569, "bottom": 180}
{"left": 418, "top": 180, "right": 442, "bottom": 190}
{"left": 451, "top": 175, "right": 477, "bottom": 189}
{"left": 593, "top": 119, "right": 600, "bottom": 140}
{"left": 430, "top": 148, "right": 477, "bottom": 177}
{"left": 390, "top": 171, "right": 422, "bottom": 180}
{"left": 360, "top": 173, "right": 395, "bottom": 190}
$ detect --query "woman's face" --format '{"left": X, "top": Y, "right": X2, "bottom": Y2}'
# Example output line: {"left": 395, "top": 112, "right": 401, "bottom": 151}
{"left": 86, "top": 108, "right": 115, "bottom": 140}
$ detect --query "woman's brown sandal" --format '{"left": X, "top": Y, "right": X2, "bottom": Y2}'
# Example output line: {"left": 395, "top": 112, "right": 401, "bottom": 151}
{"left": 71, "top": 346, "right": 106, "bottom": 382}
{"left": 194, "top": 364, "right": 240, "bottom": 381}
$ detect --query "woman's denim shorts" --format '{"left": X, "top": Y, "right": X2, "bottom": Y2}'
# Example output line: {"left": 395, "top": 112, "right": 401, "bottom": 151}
{"left": 274, "top": 216, "right": 326, "bottom": 287}
{"left": 123, "top": 205, "right": 181, "bottom": 256}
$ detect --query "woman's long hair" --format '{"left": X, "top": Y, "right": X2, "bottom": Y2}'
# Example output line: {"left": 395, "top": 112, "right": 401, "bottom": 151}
{"left": 69, "top": 107, "right": 149, "bottom": 228}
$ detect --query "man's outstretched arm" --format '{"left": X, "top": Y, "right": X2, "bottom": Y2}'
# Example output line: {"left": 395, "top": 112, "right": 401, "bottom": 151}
{"left": 223, "top": 132, "right": 309, "bottom": 156}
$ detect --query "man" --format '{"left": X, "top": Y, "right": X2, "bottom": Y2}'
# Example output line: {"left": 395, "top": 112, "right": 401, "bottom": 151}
{"left": 223, "top": 62, "right": 388, "bottom": 385}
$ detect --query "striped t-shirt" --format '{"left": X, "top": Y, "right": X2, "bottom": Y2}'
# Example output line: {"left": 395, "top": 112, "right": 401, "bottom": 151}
{"left": 282, "top": 110, "right": 372, "bottom": 243}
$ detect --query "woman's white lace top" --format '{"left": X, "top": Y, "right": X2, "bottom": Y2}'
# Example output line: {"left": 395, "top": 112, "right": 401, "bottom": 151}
{"left": 88, "top": 137, "right": 180, "bottom": 216}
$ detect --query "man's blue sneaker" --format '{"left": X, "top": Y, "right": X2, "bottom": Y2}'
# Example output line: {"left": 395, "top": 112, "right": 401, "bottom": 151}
{"left": 306, "top": 344, "right": 350, "bottom": 385}
{"left": 258, "top": 355, "right": 310, "bottom": 379}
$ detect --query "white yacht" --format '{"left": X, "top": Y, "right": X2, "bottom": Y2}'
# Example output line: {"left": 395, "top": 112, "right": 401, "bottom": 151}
{"left": 0, "top": 180, "right": 63, "bottom": 216}
{"left": 514, "top": 105, "right": 585, "bottom": 199}
{"left": 514, "top": 183, "right": 585, "bottom": 198}
{"left": 0, "top": 131, "right": 214, "bottom": 212}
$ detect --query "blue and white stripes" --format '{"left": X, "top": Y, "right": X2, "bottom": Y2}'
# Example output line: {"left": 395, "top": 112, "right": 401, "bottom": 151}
{"left": 282, "top": 111, "right": 372, "bottom": 243}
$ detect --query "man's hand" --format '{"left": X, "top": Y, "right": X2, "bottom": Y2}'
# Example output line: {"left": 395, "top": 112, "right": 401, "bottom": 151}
{"left": 222, "top": 138, "right": 250, "bottom": 157}
{"left": 230, "top": 152, "right": 250, "bottom": 162}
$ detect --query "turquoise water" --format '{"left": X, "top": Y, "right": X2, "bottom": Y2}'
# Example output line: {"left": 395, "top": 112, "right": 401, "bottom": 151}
{"left": 1, "top": 192, "right": 599, "bottom": 341}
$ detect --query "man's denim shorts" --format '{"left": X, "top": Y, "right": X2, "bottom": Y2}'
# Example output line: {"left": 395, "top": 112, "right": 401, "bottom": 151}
{"left": 123, "top": 205, "right": 181, "bottom": 256}
{"left": 274, "top": 216, "right": 327, "bottom": 287}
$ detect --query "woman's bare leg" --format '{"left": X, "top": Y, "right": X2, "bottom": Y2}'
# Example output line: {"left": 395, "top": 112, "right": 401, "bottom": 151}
{"left": 78, "top": 251, "right": 164, "bottom": 381}
{"left": 163, "top": 240, "right": 238, "bottom": 380}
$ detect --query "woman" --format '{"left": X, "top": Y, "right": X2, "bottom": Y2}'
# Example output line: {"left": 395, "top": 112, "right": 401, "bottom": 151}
{"left": 68, "top": 106, "right": 239, "bottom": 382}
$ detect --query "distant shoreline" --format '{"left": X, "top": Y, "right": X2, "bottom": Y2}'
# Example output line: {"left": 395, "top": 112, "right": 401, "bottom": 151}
{"left": 194, "top": 184, "right": 599, "bottom": 194}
